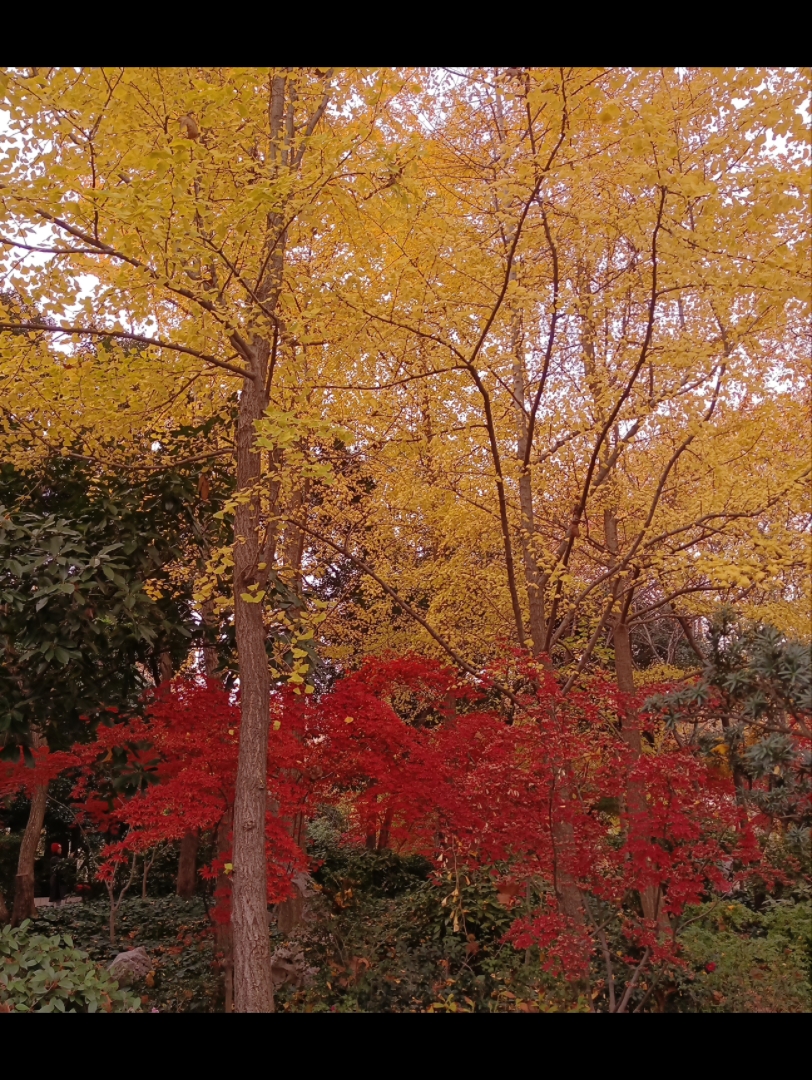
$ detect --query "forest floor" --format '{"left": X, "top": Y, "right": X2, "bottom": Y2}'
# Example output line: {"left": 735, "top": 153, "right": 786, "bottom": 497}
{"left": 27, "top": 832, "right": 812, "bottom": 1014}
{"left": 33, "top": 896, "right": 221, "bottom": 1013}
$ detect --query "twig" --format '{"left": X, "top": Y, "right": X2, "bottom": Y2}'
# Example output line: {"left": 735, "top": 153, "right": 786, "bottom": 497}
{"left": 284, "top": 515, "right": 522, "bottom": 706}
{"left": 615, "top": 947, "right": 650, "bottom": 1014}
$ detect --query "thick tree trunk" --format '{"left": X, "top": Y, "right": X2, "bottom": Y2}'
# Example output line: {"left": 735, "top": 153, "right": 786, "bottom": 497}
{"left": 12, "top": 784, "right": 48, "bottom": 925}
{"left": 549, "top": 783, "right": 590, "bottom": 996}
{"left": 232, "top": 354, "right": 276, "bottom": 1012}
{"left": 177, "top": 831, "right": 200, "bottom": 898}
{"left": 226, "top": 76, "right": 295, "bottom": 1012}
{"left": 158, "top": 649, "right": 173, "bottom": 685}
{"left": 229, "top": 73, "right": 308, "bottom": 1011}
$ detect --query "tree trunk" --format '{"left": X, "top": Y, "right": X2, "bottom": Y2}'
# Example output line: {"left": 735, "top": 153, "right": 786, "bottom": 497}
{"left": 276, "top": 877, "right": 306, "bottom": 936}
{"left": 513, "top": 329, "right": 581, "bottom": 928}
{"left": 142, "top": 847, "right": 157, "bottom": 899}
{"left": 158, "top": 649, "right": 173, "bottom": 685}
{"left": 232, "top": 359, "right": 275, "bottom": 1012}
{"left": 277, "top": 501, "right": 312, "bottom": 938}
{"left": 376, "top": 805, "right": 394, "bottom": 851}
{"left": 549, "top": 782, "right": 590, "bottom": 995}
{"left": 511, "top": 293, "right": 546, "bottom": 655}
{"left": 12, "top": 733, "right": 48, "bottom": 926}
{"left": 229, "top": 73, "right": 307, "bottom": 1011}
{"left": 605, "top": 509, "right": 669, "bottom": 932}
{"left": 215, "top": 808, "right": 234, "bottom": 1012}
{"left": 201, "top": 596, "right": 219, "bottom": 679}
{"left": 157, "top": 651, "right": 203, "bottom": 902}
{"left": 107, "top": 881, "right": 117, "bottom": 944}
{"left": 176, "top": 831, "right": 199, "bottom": 898}
{"left": 550, "top": 788, "right": 586, "bottom": 929}
{"left": 0, "top": 889, "right": 9, "bottom": 925}
{"left": 513, "top": 312, "right": 580, "bottom": 928}
{"left": 275, "top": 802, "right": 306, "bottom": 935}
{"left": 281, "top": 482, "right": 307, "bottom": 578}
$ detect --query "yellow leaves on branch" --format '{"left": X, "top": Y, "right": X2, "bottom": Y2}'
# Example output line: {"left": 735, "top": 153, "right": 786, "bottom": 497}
{"left": 0, "top": 67, "right": 809, "bottom": 667}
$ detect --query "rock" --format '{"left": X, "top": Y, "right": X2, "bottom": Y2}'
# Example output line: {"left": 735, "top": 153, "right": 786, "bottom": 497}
{"left": 270, "top": 945, "right": 316, "bottom": 990}
{"left": 108, "top": 947, "right": 152, "bottom": 987}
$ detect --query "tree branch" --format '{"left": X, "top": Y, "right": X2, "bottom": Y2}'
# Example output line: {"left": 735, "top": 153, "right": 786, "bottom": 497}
{"left": 284, "top": 515, "right": 522, "bottom": 705}
{"left": 0, "top": 322, "right": 252, "bottom": 380}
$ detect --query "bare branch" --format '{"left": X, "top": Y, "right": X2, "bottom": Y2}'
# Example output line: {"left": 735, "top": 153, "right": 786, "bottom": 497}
{"left": 0, "top": 322, "right": 252, "bottom": 380}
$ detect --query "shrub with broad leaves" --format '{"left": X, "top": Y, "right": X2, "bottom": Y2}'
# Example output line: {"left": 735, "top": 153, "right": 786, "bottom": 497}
{"left": 0, "top": 921, "right": 141, "bottom": 1013}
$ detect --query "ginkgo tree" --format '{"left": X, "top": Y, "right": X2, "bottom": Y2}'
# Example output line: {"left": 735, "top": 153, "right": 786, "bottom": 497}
{"left": 0, "top": 65, "right": 430, "bottom": 1011}
{"left": 302, "top": 67, "right": 810, "bottom": 676}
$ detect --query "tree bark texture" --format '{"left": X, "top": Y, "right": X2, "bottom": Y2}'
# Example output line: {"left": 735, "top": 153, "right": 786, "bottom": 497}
{"left": 157, "top": 651, "right": 203, "bottom": 902}
{"left": 176, "top": 831, "right": 200, "bottom": 898}
{"left": 550, "top": 789, "right": 586, "bottom": 929}
{"left": 274, "top": 692, "right": 308, "bottom": 936}
{"left": 159, "top": 649, "right": 174, "bottom": 685}
{"left": 376, "top": 805, "right": 394, "bottom": 851}
{"left": 215, "top": 808, "right": 235, "bottom": 1012}
{"left": 605, "top": 510, "right": 669, "bottom": 931}
{"left": 12, "top": 732, "right": 48, "bottom": 926}
{"left": 201, "top": 596, "right": 219, "bottom": 679}
{"left": 232, "top": 350, "right": 275, "bottom": 1012}
{"left": 230, "top": 72, "right": 325, "bottom": 1010}
{"left": 511, "top": 333, "right": 546, "bottom": 655}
